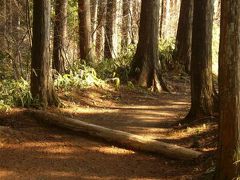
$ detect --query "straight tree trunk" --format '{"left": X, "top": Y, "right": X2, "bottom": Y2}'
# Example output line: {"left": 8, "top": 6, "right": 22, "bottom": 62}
{"left": 159, "top": 0, "right": 165, "bottom": 39}
{"left": 129, "top": 0, "right": 168, "bottom": 92}
{"left": 175, "top": 0, "right": 194, "bottom": 73}
{"left": 121, "top": 0, "right": 131, "bottom": 48}
{"left": 53, "top": 0, "right": 68, "bottom": 74}
{"left": 31, "top": 0, "right": 59, "bottom": 107}
{"left": 104, "top": 0, "right": 117, "bottom": 59}
{"left": 185, "top": 0, "right": 215, "bottom": 121}
{"left": 130, "top": 0, "right": 140, "bottom": 44}
{"left": 90, "top": 0, "right": 98, "bottom": 49}
{"left": 215, "top": 0, "right": 240, "bottom": 179}
{"left": 95, "top": 0, "right": 106, "bottom": 58}
{"left": 78, "top": 0, "right": 94, "bottom": 64}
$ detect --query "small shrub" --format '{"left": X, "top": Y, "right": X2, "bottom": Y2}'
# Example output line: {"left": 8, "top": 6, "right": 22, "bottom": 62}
{"left": 0, "top": 78, "right": 32, "bottom": 110}
{"left": 54, "top": 63, "right": 106, "bottom": 91}
{"left": 96, "top": 45, "right": 136, "bottom": 82}
{"left": 158, "top": 38, "right": 176, "bottom": 72}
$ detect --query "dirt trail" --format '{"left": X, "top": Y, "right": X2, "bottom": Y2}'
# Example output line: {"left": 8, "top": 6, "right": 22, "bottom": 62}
{"left": 0, "top": 87, "right": 216, "bottom": 179}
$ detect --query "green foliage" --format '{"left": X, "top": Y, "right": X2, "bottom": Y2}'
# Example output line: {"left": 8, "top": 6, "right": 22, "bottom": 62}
{"left": 54, "top": 63, "right": 105, "bottom": 91}
{"left": 96, "top": 45, "right": 136, "bottom": 82}
{"left": 0, "top": 78, "right": 32, "bottom": 110}
{"left": 158, "top": 38, "right": 176, "bottom": 72}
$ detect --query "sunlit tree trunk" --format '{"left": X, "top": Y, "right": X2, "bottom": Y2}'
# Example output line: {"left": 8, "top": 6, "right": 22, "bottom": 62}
{"left": 104, "top": 0, "right": 117, "bottom": 59}
{"left": 95, "top": 0, "right": 106, "bottom": 58}
{"left": 121, "top": 0, "right": 131, "bottom": 48}
{"left": 159, "top": 0, "right": 165, "bottom": 38}
{"left": 90, "top": 0, "right": 98, "bottom": 49}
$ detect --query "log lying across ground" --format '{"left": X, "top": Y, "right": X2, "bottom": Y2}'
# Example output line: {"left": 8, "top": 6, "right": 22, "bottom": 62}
{"left": 26, "top": 110, "right": 203, "bottom": 160}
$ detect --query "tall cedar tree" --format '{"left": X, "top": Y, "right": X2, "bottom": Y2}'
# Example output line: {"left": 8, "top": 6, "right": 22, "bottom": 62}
{"left": 52, "top": 0, "right": 68, "bottom": 74}
{"left": 185, "top": 0, "right": 215, "bottom": 120}
{"left": 78, "top": 0, "right": 94, "bottom": 64}
{"left": 90, "top": 0, "right": 98, "bottom": 48}
{"left": 129, "top": 0, "right": 168, "bottom": 92}
{"left": 104, "top": 0, "right": 117, "bottom": 59}
{"left": 121, "top": 0, "right": 131, "bottom": 48}
{"left": 95, "top": 0, "right": 106, "bottom": 58}
{"left": 215, "top": 0, "right": 240, "bottom": 179}
{"left": 31, "top": 0, "right": 59, "bottom": 107}
{"left": 175, "top": 0, "right": 193, "bottom": 73}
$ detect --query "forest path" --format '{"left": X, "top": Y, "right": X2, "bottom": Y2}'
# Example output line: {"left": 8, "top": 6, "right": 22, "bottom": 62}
{"left": 0, "top": 86, "right": 216, "bottom": 179}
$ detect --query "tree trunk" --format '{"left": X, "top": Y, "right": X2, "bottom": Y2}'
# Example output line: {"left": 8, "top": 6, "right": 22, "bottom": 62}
{"left": 215, "top": 0, "right": 240, "bottom": 179}
{"left": 129, "top": 0, "right": 168, "bottom": 92}
{"left": 78, "top": 0, "right": 94, "bottom": 64}
{"left": 159, "top": 0, "right": 165, "bottom": 39}
{"left": 185, "top": 0, "right": 214, "bottom": 121}
{"left": 90, "top": 0, "right": 98, "bottom": 50}
{"left": 31, "top": 0, "right": 59, "bottom": 107}
{"left": 53, "top": 0, "right": 68, "bottom": 74}
{"left": 95, "top": 0, "right": 106, "bottom": 58}
{"left": 27, "top": 110, "right": 202, "bottom": 160}
{"left": 175, "top": 0, "right": 193, "bottom": 73}
{"left": 130, "top": 0, "right": 140, "bottom": 44}
{"left": 104, "top": 0, "right": 117, "bottom": 59}
{"left": 121, "top": 0, "right": 131, "bottom": 48}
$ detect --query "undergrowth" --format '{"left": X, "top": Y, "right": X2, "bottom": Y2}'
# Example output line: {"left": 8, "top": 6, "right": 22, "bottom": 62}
{"left": 96, "top": 45, "right": 136, "bottom": 82}
{"left": 0, "top": 78, "right": 32, "bottom": 111}
{"left": 55, "top": 63, "right": 106, "bottom": 91}
{"left": 0, "top": 41, "right": 178, "bottom": 111}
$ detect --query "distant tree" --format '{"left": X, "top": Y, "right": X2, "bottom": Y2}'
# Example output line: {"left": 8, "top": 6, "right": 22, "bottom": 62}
{"left": 185, "top": 0, "right": 215, "bottom": 121}
{"left": 78, "top": 0, "right": 94, "bottom": 64}
{"left": 90, "top": 0, "right": 98, "bottom": 48}
{"left": 129, "top": 0, "right": 168, "bottom": 92}
{"left": 95, "top": 0, "right": 106, "bottom": 58}
{"left": 31, "top": 0, "right": 59, "bottom": 107}
{"left": 121, "top": 0, "right": 131, "bottom": 48}
{"left": 215, "top": 0, "right": 240, "bottom": 179}
{"left": 175, "top": 0, "right": 193, "bottom": 73}
{"left": 53, "top": 0, "right": 68, "bottom": 74}
{"left": 104, "top": 0, "right": 117, "bottom": 59}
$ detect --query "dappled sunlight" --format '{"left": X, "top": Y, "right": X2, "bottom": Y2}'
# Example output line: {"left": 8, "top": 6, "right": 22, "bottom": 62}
{"left": 0, "top": 170, "right": 15, "bottom": 178}
{"left": 165, "top": 124, "right": 213, "bottom": 140}
{"left": 42, "top": 171, "right": 81, "bottom": 178}
{"left": 89, "top": 146, "right": 135, "bottom": 155}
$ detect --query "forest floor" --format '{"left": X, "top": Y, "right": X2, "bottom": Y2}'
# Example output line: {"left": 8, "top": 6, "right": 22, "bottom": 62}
{"left": 0, "top": 77, "right": 217, "bottom": 179}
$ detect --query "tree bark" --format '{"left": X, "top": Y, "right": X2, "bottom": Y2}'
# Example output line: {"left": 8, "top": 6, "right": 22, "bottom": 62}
{"left": 121, "top": 0, "right": 131, "bottom": 48}
{"left": 95, "top": 0, "right": 106, "bottom": 58}
{"left": 215, "top": 0, "right": 240, "bottom": 179}
{"left": 129, "top": 0, "right": 168, "bottom": 92}
{"left": 104, "top": 0, "right": 117, "bottom": 59}
{"left": 185, "top": 0, "right": 215, "bottom": 121}
{"left": 27, "top": 110, "right": 203, "bottom": 160}
{"left": 175, "top": 0, "right": 193, "bottom": 73}
{"left": 78, "top": 0, "right": 94, "bottom": 64}
{"left": 130, "top": 0, "right": 140, "bottom": 44}
{"left": 90, "top": 0, "right": 98, "bottom": 50}
{"left": 31, "top": 0, "right": 59, "bottom": 107}
{"left": 53, "top": 0, "right": 68, "bottom": 74}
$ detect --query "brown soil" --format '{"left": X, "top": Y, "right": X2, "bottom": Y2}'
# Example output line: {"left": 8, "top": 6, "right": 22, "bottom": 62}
{"left": 0, "top": 85, "right": 217, "bottom": 179}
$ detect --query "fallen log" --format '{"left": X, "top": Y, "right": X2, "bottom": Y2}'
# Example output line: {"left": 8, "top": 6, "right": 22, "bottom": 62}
{"left": 26, "top": 110, "right": 203, "bottom": 160}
